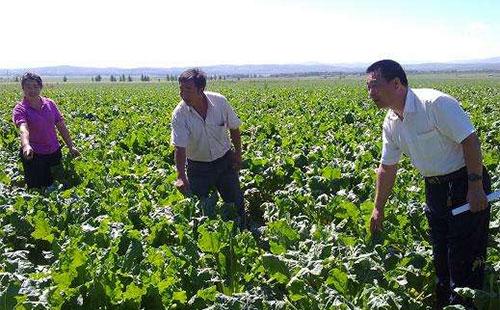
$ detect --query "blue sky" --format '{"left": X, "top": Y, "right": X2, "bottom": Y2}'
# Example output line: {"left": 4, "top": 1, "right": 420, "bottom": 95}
{"left": 1, "top": 0, "right": 499, "bottom": 68}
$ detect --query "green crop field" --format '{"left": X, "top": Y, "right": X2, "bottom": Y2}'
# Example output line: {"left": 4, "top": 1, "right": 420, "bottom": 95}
{"left": 0, "top": 78, "right": 499, "bottom": 309}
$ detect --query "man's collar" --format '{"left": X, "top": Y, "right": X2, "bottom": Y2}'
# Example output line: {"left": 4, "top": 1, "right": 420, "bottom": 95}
{"left": 388, "top": 88, "right": 415, "bottom": 120}
{"left": 185, "top": 92, "right": 213, "bottom": 112}
{"left": 403, "top": 88, "right": 416, "bottom": 115}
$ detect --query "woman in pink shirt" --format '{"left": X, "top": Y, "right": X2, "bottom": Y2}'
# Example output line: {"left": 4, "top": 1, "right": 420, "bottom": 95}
{"left": 12, "top": 72, "right": 80, "bottom": 188}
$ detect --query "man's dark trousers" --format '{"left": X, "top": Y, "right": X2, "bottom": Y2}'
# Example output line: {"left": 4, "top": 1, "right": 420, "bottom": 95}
{"left": 424, "top": 166, "right": 491, "bottom": 308}
{"left": 187, "top": 150, "right": 245, "bottom": 223}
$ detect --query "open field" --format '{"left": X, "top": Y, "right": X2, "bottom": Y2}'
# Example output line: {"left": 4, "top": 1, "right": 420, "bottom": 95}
{"left": 0, "top": 78, "right": 499, "bottom": 309}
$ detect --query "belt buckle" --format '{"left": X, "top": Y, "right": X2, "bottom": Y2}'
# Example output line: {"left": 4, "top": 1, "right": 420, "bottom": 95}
{"left": 427, "top": 176, "right": 440, "bottom": 185}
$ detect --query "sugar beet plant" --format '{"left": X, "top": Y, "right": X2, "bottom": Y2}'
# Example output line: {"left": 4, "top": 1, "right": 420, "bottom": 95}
{"left": 0, "top": 79, "right": 499, "bottom": 309}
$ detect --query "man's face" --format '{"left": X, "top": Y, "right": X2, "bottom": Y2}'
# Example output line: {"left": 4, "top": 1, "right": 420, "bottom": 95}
{"left": 179, "top": 79, "right": 202, "bottom": 105}
{"left": 22, "top": 80, "right": 42, "bottom": 98}
{"left": 366, "top": 70, "right": 394, "bottom": 109}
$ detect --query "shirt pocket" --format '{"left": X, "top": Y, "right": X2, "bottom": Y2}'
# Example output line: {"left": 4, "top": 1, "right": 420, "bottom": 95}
{"left": 206, "top": 122, "right": 227, "bottom": 145}
{"left": 412, "top": 128, "right": 444, "bottom": 159}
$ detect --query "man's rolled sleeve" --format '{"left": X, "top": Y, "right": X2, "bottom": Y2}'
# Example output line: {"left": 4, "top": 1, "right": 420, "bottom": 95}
{"left": 222, "top": 98, "right": 241, "bottom": 129}
{"left": 380, "top": 125, "right": 401, "bottom": 165}
{"left": 170, "top": 114, "right": 189, "bottom": 148}
{"left": 432, "top": 97, "right": 475, "bottom": 143}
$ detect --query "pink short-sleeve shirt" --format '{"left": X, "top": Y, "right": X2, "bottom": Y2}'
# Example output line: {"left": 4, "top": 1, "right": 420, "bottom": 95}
{"left": 12, "top": 97, "right": 63, "bottom": 154}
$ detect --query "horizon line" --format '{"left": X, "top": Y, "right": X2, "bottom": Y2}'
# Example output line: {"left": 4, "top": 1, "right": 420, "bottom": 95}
{"left": 1, "top": 55, "right": 500, "bottom": 71}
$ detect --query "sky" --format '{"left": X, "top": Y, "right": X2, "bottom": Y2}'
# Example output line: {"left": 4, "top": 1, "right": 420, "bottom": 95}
{"left": 1, "top": 0, "right": 500, "bottom": 69}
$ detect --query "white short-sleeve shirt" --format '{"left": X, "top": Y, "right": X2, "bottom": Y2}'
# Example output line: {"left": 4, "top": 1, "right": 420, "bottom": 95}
{"left": 380, "top": 88, "right": 475, "bottom": 177}
{"left": 171, "top": 91, "right": 242, "bottom": 162}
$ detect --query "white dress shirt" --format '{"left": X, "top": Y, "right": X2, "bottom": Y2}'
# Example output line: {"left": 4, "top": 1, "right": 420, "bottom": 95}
{"left": 380, "top": 88, "right": 475, "bottom": 177}
{"left": 171, "top": 91, "right": 241, "bottom": 162}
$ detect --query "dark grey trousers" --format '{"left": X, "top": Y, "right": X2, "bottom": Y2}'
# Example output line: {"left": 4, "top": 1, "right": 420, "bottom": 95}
{"left": 20, "top": 147, "right": 62, "bottom": 188}
{"left": 424, "top": 166, "right": 491, "bottom": 309}
{"left": 187, "top": 151, "right": 244, "bottom": 221}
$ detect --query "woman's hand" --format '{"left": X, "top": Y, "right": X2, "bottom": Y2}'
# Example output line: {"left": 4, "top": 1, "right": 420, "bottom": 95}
{"left": 69, "top": 146, "right": 81, "bottom": 157}
{"left": 22, "top": 144, "right": 34, "bottom": 160}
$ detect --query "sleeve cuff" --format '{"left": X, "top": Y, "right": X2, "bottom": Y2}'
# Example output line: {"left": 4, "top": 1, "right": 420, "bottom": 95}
{"left": 14, "top": 120, "right": 26, "bottom": 127}
{"left": 456, "top": 127, "right": 475, "bottom": 144}
{"left": 171, "top": 140, "right": 187, "bottom": 148}
{"left": 228, "top": 121, "right": 241, "bottom": 129}
{"left": 380, "top": 156, "right": 400, "bottom": 166}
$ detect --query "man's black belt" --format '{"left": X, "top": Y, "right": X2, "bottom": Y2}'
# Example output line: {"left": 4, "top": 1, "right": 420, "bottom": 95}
{"left": 425, "top": 166, "right": 467, "bottom": 185}
{"left": 187, "top": 150, "right": 231, "bottom": 165}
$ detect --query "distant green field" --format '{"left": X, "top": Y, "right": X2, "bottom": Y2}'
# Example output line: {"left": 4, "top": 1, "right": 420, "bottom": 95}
{"left": 0, "top": 78, "right": 499, "bottom": 309}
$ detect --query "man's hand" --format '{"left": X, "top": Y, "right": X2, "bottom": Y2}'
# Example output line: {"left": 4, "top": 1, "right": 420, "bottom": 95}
{"left": 22, "top": 144, "right": 34, "bottom": 160}
{"left": 229, "top": 129, "right": 242, "bottom": 171}
{"left": 174, "top": 175, "right": 190, "bottom": 195}
{"left": 370, "top": 163, "right": 396, "bottom": 235}
{"left": 69, "top": 146, "right": 81, "bottom": 157}
{"left": 231, "top": 151, "right": 242, "bottom": 171}
{"left": 461, "top": 133, "right": 487, "bottom": 213}
{"left": 370, "top": 207, "right": 384, "bottom": 234}
{"left": 467, "top": 183, "right": 488, "bottom": 212}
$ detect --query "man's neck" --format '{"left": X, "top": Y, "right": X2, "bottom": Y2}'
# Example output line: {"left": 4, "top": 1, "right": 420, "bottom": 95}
{"left": 392, "top": 88, "right": 408, "bottom": 120}
{"left": 190, "top": 94, "right": 207, "bottom": 110}
{"left": 190, "top": 94, "right": 208, "bottom": 119}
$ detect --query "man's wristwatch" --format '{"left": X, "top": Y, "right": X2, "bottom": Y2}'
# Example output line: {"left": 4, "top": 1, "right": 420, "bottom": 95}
{"left": 467, "top": 173, "right": 483, "bottom": 182}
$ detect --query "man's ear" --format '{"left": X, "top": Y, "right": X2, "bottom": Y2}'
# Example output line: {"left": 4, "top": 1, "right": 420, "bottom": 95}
{"left": 392, "top": 77, "right": 402, "bottom": 89}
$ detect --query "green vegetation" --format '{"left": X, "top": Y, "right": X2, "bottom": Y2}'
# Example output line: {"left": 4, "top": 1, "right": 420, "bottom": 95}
{"left": 0, "top": 78, "right": 499, "bottom": 309}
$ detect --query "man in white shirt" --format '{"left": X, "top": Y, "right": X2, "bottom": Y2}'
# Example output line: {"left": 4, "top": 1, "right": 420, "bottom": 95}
{"left": 366, "top": 60, "right": 491, "bottom": 308}
{"left": 171, "top": 68, "right": 245, "bottom": 226}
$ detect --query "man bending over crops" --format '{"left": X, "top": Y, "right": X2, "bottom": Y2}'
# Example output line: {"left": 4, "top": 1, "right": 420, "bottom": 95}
{"left": 171, "top": 68, "right": 245, "bottom": 227}
{"left": 366, "top": 60, "right": 491, "bottom": 308}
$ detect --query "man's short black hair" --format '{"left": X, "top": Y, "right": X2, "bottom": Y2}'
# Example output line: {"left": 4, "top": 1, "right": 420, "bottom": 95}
{"left": 366, "top": 59, "right": 408, "bottom": 87}
{"left": 21, "top": 72, "right": 43, "bottom": 88}
{"left": 178, "top": 68, "right": 207, "bottom": 89}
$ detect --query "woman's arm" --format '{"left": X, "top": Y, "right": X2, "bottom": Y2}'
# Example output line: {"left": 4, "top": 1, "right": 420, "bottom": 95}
{"left": 19, "top": 123, "right": 34, "bottom": 159}
{"left": 55, "top": 120, "right": 80, "bottom": 157}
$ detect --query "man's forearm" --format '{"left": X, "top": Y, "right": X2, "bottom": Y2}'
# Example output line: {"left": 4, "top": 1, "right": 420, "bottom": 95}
{"left": 461, "top": 133, "right": 488, "bottom": 212}
{"left": 229, "top": 129, "right": 241, "bottom": 154}
{"left": 374, "top": 164, "right": 398, "bottom": 210}
{"left": 461, "top": 133, "right": 483, "bottom": 177}
{"left": 175, "top": 147, "right": 187, "bottom": 178}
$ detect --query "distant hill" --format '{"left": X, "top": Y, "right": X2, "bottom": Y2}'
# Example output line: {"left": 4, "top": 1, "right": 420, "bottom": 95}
{"left": 1, "top": 57, "right": 500, "bottom": 77}
{"left": 0, "top": 64, "right": 365, "bottom": 77}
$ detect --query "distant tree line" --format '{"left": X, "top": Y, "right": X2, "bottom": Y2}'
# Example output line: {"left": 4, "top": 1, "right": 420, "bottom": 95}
{"left": 208, "top": 75, "right": 227, "bottom": 80}
{"left": 1, "top": 73, "right": 283, "bottom": 84}
{"left": 89, "top": 74, "right": 232, "bottom": 83}
{"left": 91, "top": 74, "right": 135, "bottom": 82}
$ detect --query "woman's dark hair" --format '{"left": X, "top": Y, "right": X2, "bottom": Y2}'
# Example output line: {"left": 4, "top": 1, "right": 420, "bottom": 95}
{"left": 21, "top": 72, "right": 43, "bottom": 88}
{"left": 178, "top": 68, "right": 207, "bottom": 89}
{"left": 366, "top": 59, "right": 408, "bottom": 87}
